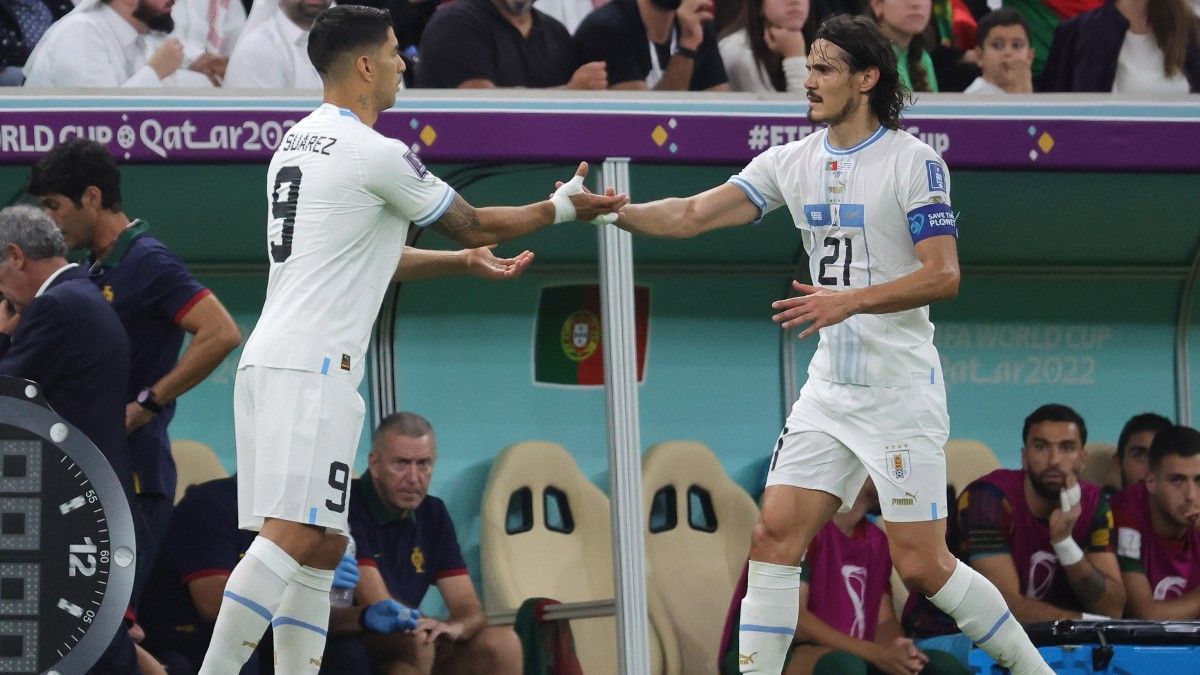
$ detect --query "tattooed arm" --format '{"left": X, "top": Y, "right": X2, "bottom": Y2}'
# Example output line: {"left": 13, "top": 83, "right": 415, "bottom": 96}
{"left": 430, "top": 194, "right": 555, "bottom": 248}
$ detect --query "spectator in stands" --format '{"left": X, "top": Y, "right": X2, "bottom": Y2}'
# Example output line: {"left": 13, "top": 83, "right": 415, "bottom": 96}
{"left": 957, "top": 404, "right": 1126, "bottom": 622}
{"left": 717, "top": 0, "right": 812, "bottom": 93}
{"left": 1112, "top": 425, "right": 1200, "bottom": 620}
{"left": 0, "top": 0, "right": 72, "bottom": 85}
{"left": 416, "top": 0, "right": 606, "bottom": 89}
{"left": 223, "top": 0, "right": 330, "bottom": 88}
{"left": 342, "top": 412, "right": 522, "bottom": 674}
{"left": 964, "top": 7, "right": 1034, "bottom": 93}
{"left": 1113, "top": 412, "right": 1174, "bottom": 491}
{"left": 28, "top": 139, "right": 243, "bottom": 608}
{"left": 574, "top": 0, "right": 730, "bottom": 90}
{"left": 927, "top": 0, "right": 980, "bottom": 91}
{"left": 1005, "top": 0, "right": 1102, "bottom": 77}
{"left": 171, "top": 0, "right": 245, "bottom": 66}
{"left": 869, "top": 0, "right": 939, "bottom": 91}
{"left": 22, "top": 0, "right": 224, "bottom": 86}
{"left": 540, "top": 0, "right": 608, "bottom": 33}
{"left": 0, "top": 204, "right": 161, "bottom": 674}
{"left": 788, "top": 480, "right": 968, "bottom": 675}
{"left": 1040, "top": 0, "right": 1200, "bottom": 93}
{"left": 338, "top": 0, "right": 441, "bottom": 86}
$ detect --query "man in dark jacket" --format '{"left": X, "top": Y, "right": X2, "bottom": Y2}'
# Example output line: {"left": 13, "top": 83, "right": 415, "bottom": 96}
{"left": 0, "top": 203, "right": 149, "bottom": 673}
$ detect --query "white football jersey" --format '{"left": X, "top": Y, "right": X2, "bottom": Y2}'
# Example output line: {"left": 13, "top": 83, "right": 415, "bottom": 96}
{"left": 239, "top": 104, "right": 454, "bottom": 384}
{"left": 730, "top": 126, "right": 957, "bottom": 387}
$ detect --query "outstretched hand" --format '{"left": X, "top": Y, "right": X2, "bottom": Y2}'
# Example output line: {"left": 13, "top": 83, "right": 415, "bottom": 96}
{"left": 464, "top": 245, "right": 534, "bottom": 280}
{"left": 550, "top": 162, "right": 628, "bottom": 224}
{"left": 771, "top": 280, "right": 857, "bottom": 338}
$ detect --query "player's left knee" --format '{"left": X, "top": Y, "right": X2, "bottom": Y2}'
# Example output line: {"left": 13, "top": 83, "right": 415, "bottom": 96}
{"left": 890, "top": 540, "right": 954, "bottom": 595}
{"left": 473, "top": 626, "right": 522, "bottom": 669}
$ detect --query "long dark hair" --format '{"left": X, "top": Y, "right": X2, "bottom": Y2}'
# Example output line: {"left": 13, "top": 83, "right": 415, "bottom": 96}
{"left": 719, "top": 0, "right": 817, "bottom": 92}
{"left": 1148, "top": 0, "right": 1200, "bottom": 77}
{"left": 814, "top": 15, "right": 909, "bottom": 129}
{"left": 868, "top": 4, "right": 933, "bottom": 93}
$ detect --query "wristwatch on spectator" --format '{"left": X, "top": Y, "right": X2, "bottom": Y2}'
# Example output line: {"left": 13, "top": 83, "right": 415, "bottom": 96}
{"left": 136, "top": 388, "right": 163, "bottom": 414}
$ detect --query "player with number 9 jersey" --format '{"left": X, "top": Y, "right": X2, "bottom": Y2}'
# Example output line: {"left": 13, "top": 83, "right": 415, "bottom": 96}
{"left": 234, "top": 103, "right": 454, "bottom": 535}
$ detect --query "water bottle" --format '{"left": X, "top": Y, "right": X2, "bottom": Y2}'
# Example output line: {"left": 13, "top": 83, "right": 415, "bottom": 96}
{"left": 329, "top": 535, "right": 356, "bottom": 607}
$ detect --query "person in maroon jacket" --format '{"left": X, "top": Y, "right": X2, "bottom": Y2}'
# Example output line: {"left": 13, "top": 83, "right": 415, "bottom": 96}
{"left": 957, "top": 404, "right": 1125, "bottom": 622}
{"left": 1112, "top": 425, "right": 1200, "bottom": 619}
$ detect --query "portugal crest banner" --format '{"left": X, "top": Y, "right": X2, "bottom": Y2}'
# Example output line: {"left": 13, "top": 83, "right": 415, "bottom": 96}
{"left": 533, "top": 284, "right": 649, "bottom": 386}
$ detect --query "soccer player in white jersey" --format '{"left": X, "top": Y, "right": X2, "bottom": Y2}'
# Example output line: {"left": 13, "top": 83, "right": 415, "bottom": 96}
{"left": 198, "top": 6, "right": 627, "bottom": 674}
{"left": 606, "top": 14, "right": 1052, "bottom": 675}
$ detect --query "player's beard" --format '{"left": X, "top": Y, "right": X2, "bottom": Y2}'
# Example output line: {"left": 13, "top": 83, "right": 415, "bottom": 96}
{"left": 811, "top": 94, "right": 858, "bottom": 127}
{"left": 133, "top": 1, "right": 175, "bottom": 32}
{"left": 1027, "top": 468, "right": 1065, "bottom": 501}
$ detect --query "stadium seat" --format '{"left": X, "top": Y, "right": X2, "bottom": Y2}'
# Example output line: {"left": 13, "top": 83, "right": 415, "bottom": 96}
{"left": 480, "top": 441, "right": 617, "bottom": 674}
{"left": 641, "top": 441, "right": 758, "bottom": 675}
{"left": 170, "top": 439, "right": 230, "bottom": 504}
{"left": 944, "top": 439, "right": 1001, "bottom": 496}
{"left": 1082, "top": 442, "right": 1121, "bottom": 493}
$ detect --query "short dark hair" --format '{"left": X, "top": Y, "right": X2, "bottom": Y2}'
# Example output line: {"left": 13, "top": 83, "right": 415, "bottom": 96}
{"left": 814, "top": 14, "right": 908, "bottom": 130}
{"left": 1022, "top": 403, "right": 1088, "bottom": 447}
{"left": 307, "top": 5, "right": 393, "bottom": 77}
{"left": 1117, "top": 412, "right": 1173, "bottom": 459}
{"left": 374, "top": 411, "right": 434, "bottom": 444}
{"left": 976, "top": 8, "right": 1030, "bottom": 46}
{"left": 1148, "top": 425, "right": 1200, "bottom": 472}
{"left": 28, "top": 139, "right": 122, "bottom": 210}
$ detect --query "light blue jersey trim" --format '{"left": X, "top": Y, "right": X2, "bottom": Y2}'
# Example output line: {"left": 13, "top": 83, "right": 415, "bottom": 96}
{"left": 308, "top": 507, "right": 318, "bottom": 524}
{"left": 740, "top": 623, "right": 795, "bottom": 636}
{"left": 338, "top": 108, "right": 360, "bottom": 121}
{"left": 823, "top": 126, "right": 887, "bottom": 156}
{"left": 272, "top": 616, "right": 329, "bottom": 636}
{"left": 726, "top": 176, "right": 767, "bottom": 224}
{"left": 320, "top": 357, "right": 330, "bottom": 375}
{"left": 413, "top": 185, "right": 455, "bottom": 228}
{"left": 223, "top": 591, "right": 272, "bottom": 621}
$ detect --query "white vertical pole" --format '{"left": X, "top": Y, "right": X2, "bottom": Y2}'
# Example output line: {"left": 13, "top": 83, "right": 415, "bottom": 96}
{"left": 597, "top": 157, "right": 651, "bottom": 675}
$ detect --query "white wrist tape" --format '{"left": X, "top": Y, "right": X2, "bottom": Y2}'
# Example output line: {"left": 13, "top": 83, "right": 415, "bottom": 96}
{"left": 1062, "top": 481, "right": 1081, "bottom": 509}
{"left": 1080, "top": 612, "right": 1110, "bottom": 621}
{"left": 551, "top": 174, "right": 584, "bottom": 224}
{"left": 1053, "top": 536, "right": 1085, "bottom": 566}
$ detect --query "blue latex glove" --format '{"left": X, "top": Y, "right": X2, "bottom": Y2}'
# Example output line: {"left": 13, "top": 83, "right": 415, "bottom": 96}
{"left": 332, "top": 552, "right": 359, "bottom": 590}
{"left": 363, "top": 599, "right": 421, "bottom": 634}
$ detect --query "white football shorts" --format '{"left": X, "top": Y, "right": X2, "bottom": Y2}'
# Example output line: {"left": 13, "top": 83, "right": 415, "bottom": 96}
{"left": 234, "top": 365, "right": 365, "bottom": 534}
{"left": 765, "top": 376, "right": 949, "bottom": 523}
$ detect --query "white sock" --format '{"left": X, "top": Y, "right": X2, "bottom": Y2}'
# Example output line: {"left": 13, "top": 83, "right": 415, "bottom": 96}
{"left": 927, "top": 561, "right": 1052, "bottom": 675}
{"left": 272, "top": 566, "right": 335, "bottom": 674}
{"left": 198, "top": 537, "right": 299, "bottom": 675}
{"left": 738, "top": 560, "right": 801, "bottom": 674}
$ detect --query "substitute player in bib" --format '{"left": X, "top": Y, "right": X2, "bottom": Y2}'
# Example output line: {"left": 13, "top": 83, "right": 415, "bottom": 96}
{"left": 198, "top": 7, "right": 627, "bottom": 674}
{"left": 605, "top": 14, "right": 1050, "bottom": 675}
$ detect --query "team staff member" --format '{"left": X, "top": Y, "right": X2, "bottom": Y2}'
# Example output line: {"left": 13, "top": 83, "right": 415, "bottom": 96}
{"left": 0, "top": 204, "right": 155, "bottom": 674}
{"left": 1113, "top": 425, "right": 1200, "bottom": 619}
{"left": 346, "top": 412, "right": 521, "bottom": 674}
{"left": 28, "top": 139, "right": 243, "bottom": 586}
{"left": 139, "top": 477, "right": 261, "bottom": 673}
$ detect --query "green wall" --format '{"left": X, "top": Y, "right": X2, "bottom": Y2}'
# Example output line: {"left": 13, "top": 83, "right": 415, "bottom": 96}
{"left": 3, "top": 161, "right": 1198, "bottom": 611}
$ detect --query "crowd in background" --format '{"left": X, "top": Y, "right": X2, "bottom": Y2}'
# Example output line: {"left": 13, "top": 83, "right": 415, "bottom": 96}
{"left": 3, "top": 0, "right": 1199, "bottom": 92}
